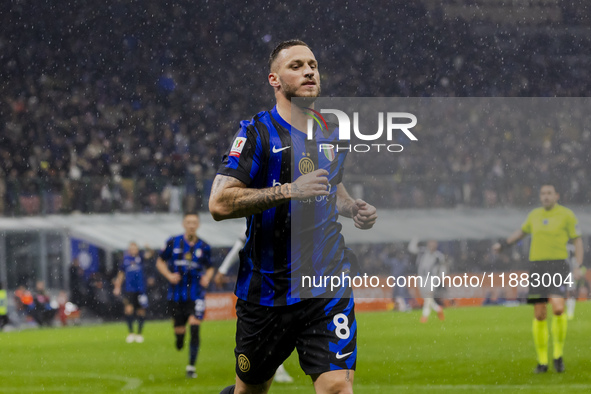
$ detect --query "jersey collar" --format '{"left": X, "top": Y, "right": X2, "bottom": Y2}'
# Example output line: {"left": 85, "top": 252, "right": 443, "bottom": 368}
{"left": 271, "top": 106, "right": 305, "bottom": 135}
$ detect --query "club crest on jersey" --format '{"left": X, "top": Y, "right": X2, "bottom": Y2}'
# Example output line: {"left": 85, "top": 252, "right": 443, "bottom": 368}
{"left": 299, "top": 153, "right": 315, "bottom": 174}
{"left": 320, "top": 144, "right": 335, "bottom": 161}
{"left": 184, "top": 252, "right": 192, "bottom": 260}
{"left": 229, "top": 137, "right": 247, "bottom": 157}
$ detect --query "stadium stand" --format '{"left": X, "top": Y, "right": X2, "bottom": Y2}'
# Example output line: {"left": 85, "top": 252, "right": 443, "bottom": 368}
{"left": 1, "top": 1, "right": 591, "bottom": 216}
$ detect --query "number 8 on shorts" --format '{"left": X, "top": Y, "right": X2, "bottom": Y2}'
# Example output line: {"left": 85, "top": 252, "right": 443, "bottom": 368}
{"left": 333, "top": 313, "right": 350, "bottom": 340}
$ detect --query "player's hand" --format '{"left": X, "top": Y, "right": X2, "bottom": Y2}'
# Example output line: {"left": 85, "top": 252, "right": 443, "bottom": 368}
{"left": 290, "top": 169, "right": 330, "bottom": 199}
{"left": 214, "top": 271, "right": 230, "bottom": 288}
{"left": 168, "top": 272, "right": 181, "bottom": 285}
{"left": 574, "top": 266, "right": 582, "bottom": 281}
{"left": 351, "top": 199, "right": 377, "bottom": 229}
{"left": 113, "top": 287, "right": 121, "bottom": 297}
{"left": 200, "top": 276, "right": 211, "bottom": 288}
{"left": 492, "top": 243, "right": 502, "bottom": 253}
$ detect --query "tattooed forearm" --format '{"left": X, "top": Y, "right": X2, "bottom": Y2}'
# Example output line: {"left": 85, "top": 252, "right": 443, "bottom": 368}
{"left": 336, "top": 183, "right": 356, "bottom": 218}
{"left": 209, "top": 175, "right": 292, "bottom": 220}
{"left": 226, "top": 184, "right": 291, "bottom": 217}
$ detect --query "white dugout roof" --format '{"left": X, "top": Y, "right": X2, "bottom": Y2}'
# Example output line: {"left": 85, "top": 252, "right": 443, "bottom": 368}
{"left": 1, "top": 207, "right": 591, "bottom": 251}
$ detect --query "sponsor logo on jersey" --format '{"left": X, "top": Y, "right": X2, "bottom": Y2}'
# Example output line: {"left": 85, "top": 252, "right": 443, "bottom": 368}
{"left": 335, "top": 351, "right": 353, "bottom": 360}
{"left": 174, "top": 260, "right": 199, "bottom": 269}
{"left": 272, "top": 145, "right": 290, "bottom": 153}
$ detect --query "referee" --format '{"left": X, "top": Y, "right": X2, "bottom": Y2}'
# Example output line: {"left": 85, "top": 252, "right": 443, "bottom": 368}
{"left": 493, "top": 182, "right": 583, "bottom": 374}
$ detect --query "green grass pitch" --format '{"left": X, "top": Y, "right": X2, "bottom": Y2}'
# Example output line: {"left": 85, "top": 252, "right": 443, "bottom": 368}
{"left": 1, "top": 303, "right": 590, "bottom": 393}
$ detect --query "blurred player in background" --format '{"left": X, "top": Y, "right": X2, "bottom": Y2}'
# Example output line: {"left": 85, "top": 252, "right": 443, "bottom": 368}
{"left": 494, "top": 182, "right": 583, "bottom": 373}
{"left": 156, "top": 212, "right": 215, "bottom": 379}
{"left": 114, "top": 242, "right": 149, "bottom": 343}
{"left": 214, "top": 232, "right": 294, "bottom": 384}
{"left": 209, "top": 39, "right": 377, "bottom": 394}
{"left": 382, "top": 246, "right": 411, "bottom": 312}
{"left": 408, "top": 238, "right": 446, "bottom": 323}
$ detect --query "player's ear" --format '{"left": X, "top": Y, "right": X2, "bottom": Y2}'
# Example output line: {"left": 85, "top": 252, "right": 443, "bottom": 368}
{"left": 269, "top": 72, "right": 280, "bottom": 88}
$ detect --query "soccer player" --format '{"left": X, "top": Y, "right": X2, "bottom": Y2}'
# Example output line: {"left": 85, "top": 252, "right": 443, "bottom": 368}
{"left": 156, "top": 212, "right": 215, "bottom": 379}
{"left": 214, "top": 232, "right": 294, "bottom": 384}
{"left": 408, "top": 238, "right": 446, "bottom": 323}
{"left": 493, "top": 182, "right": 583, "bottom": 373}
{"left": 114, "top": 242, "right": 149, "bottom": 343}
{"left": 209, "top": 40, "right": 377, "bottom": 394}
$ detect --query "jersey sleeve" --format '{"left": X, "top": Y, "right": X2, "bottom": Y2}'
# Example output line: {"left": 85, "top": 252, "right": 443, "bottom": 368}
{"left": 217, "top": 122, "right": 262, "bottom": 186}
{"left": 566, "top": 210, "right": 582, "bottom": 239}
{"left": 521, "top": 211, "right": 533, "bottom": 234}
{"left": 159, "top": 238, "right": 174, "bottom": 262}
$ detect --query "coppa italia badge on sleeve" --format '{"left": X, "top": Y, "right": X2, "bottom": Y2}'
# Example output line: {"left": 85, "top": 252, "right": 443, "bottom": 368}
{"left": 229, "top": 137, "right": 247, "bottom": 157}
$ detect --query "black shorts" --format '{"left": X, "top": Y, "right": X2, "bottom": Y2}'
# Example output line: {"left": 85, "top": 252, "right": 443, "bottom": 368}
{"left": 234, "top": 296, "right": 356, "bottom": 385}
{"left": 168, "top": 299, "right": 205, "bottom": 327}
{"left": 527, "top": 260, "right": 571, "bottom": 304}
{"left": 123, "top": 292, "right": 148, "bottom": 310}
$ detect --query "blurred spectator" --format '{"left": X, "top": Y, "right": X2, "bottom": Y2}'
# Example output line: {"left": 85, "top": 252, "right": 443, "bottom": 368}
{"left": 2, "top": 1, "right": 591, "bottom": 215}
{"left": 13, "top": 285, "right": 35, "bottom": 324}
{"left": 69, "top": 258, "right": 86, "bottom": 307}
{"left": 32, "top": 280, "right": 56, "bottom": 326}
{"left": 88, "top": 272, "right": 114, "bottom": 319}
{"left": 383, "top": 247, "right": 412, "bottom": 312}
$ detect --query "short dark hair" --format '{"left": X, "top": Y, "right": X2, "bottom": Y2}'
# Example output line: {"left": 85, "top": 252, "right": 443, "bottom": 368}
{"left": 540, "top": 180, "right": 559, "bottom": 193}
{"left": 269, "top": 39, "right": 310, "bottom": 71}
{"left": 183, "top": 211, "right": 199, "bottom": 218}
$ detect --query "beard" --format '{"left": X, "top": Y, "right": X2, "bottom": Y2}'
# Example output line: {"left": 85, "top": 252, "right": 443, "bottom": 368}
{"left": 280, "top": 78, "right": 321, "bottom": 107}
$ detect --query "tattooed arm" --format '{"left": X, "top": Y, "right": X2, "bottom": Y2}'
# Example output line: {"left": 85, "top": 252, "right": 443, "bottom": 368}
{"left": 336, "top": 183, "right": 357, "bottom": 218}
{"left": 209, "top": 169, "right": 331, "bottom": 221}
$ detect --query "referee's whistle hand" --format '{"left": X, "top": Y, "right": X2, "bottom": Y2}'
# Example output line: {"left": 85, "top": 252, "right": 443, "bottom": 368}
{"left": 574, "top": 267, "right": 581, "bottom": 280}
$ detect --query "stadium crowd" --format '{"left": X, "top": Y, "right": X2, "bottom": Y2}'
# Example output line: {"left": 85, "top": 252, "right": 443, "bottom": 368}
{"left": 1, "top": 0, "right": 591, "bottom": 217}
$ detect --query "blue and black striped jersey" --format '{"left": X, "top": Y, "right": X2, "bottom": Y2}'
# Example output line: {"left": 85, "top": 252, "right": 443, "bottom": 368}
{"left": 159, "top": 235, "right": 212, "bottom": 302}
{"left": 217, "top": 106, "right": 354, "bottom": 306}
{"left": 119, "top": 253, "right": 147, "bottom": 293}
